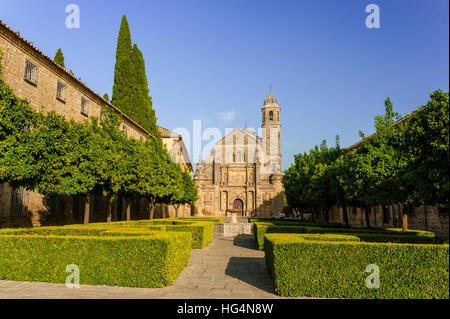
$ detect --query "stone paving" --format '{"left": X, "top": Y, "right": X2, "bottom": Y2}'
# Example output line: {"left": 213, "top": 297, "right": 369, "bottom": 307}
{"left": 0, "top": 234, "right": 291, "bottom": 299}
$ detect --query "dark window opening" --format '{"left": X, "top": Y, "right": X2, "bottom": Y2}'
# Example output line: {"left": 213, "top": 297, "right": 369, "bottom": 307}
{"left": 24, "top": 60, "right": 38, "bottom": 85}
{"left": 56, "top": 80, "right": 66, "bottom": 102}
{"left": 81, "top": 97, "right": 89, "bottom": 116}
{"left": 382, "top": 205, "right": 390, "bottom": 224}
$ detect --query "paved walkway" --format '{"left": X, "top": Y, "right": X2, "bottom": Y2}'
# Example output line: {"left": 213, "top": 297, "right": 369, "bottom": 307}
{"left": 0, "top": 235, "right": 287, "bottom": 299}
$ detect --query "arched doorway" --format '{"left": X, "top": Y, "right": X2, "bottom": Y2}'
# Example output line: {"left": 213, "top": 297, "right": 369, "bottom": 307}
{"left": 233, "top": 199, "right": 244, "bottom": 216}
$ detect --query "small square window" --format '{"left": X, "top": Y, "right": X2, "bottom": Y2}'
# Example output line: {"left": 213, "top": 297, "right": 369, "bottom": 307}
{"left": 140, "top": 136, "right": 145, "bottom": 142}
{"left": 122, "top": 124, "right": 128, "bottom": 132}
{"left": 81, "top": 97, "right": 89, "bottom": 116}
{"left": 56, "top": 80, "right": 66, "bottom": 102}
{"left": 24, "top": 59, "right": 38, "bottom": 85}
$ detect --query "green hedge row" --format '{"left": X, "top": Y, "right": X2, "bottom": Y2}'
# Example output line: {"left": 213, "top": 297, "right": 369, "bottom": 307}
{"left": 249, "top": 218, "right": 343, "bottom": 228}
{"left": 177, "top": 217, "right": 224, "bottom": 223}
{"left": 254, "top": 223, "right": 437, "bottom": 250}
{"left": 81, "top": 218, "right": 214, "bottom": 249}
{"left": 264, "top": 233, "right": 449, "bottom": 298}
{"left": 0, "top": 231, "right": 191, "bottom": 288}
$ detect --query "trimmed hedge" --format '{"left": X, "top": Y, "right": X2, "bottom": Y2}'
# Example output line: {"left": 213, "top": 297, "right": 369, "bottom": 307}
{"left": 177, "top": 217, "right": 224, "bottom": 223}
{"left": 254, "top": 223, "right": 437, "bottom": 250}
{"left": 76, "top": 218, "right": 214, "bottom": 249}
{"left": 249, "top": 218, "right": 343, "bottom": 228}
{"left": 0, "top": 231, "right": 191, "bottom": 288}
{"left": 264, "top": 233, "right": 449, "bottom": 298}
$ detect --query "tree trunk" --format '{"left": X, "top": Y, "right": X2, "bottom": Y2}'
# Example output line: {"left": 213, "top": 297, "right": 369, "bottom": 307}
{"left": 163, "top": 204, "right": 168, "bottom": 218}
{"left": 364, "top": 206, "right": 371, "bottom": 229}
{"left": 106, "top": 198, "right": 112, "bottom": 223}
{"left": 83, "top": 195, "right": 90, "bottom": 226}
{"left": 126, "top": 198, "right": 131, "bottom": 221}
{"left": 343, "top": 205, "right": 349, "bottom": 228}
{"left": 175, "top": 204, "right": 180, "bottom": 218}
{"left": 148, "top": 198, "right": 155, "bottom": 220}
{"left": 402, "top": 206, "right": 408, "bottom": 232}
{"left": 300, "top": 210, "right": 304, "bottom": 222}
{"left": 424, "top": 206, "right": 428, "bottom": 231}
{"left": 312, "top": 209, "right": 316, "bottom": 222}
{"left": 325, "top": 208, "right": 330, "bottom": 223}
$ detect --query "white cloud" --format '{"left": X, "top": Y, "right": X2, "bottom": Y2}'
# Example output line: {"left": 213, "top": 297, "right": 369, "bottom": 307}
{"left": 219, "top": 110, "right": 236, "bottom": 122}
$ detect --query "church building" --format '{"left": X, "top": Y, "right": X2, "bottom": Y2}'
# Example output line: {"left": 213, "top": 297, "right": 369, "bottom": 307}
{"left": 193, "top": 91, "right": 284, "bottom": 217}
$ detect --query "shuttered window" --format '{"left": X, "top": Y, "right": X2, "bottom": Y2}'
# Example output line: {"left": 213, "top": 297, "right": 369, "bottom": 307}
{"left": 24, "top": 60, "right": 38, "bottom": 85}
{"left": 9, "top": 187, "right": 29, "bottom": 217}
{"left": 81, "top": 97, "right": 89, "bottom": 116}
{"left": 56, "top": 80, "right": 66, "bottom": 102}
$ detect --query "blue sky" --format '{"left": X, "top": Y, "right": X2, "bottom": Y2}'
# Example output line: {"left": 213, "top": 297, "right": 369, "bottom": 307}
{"left": 1, "top": 0, "right": 448, "bottom": 170}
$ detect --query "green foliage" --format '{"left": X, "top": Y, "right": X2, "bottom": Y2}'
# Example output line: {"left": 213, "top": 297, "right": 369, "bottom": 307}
{"left": 130, "top": 44, "right": 159, "bottom": 137}
{"left": 91, "top": 218, "right": 213, "bottom": 248}
{"left": 283, "top": 91, "right": 449, "bottom": 229}
{"left": 253, "top": 220, "right": 436, "bottom": 250}
{"left": 111, "top": 15, "right": 159, "bottom": 137}
{"left": 53, "top": 48, "right": 65, "bottom": 68}
{"left": 111, "top": 15, "right": 134, "bottom": 118}
{"left": 0, "top": 230, "right": 191, "bottom": 288}
{"left": 264, "top": 233, "right": 449, "bottom": 298}
{"left": 0, "top": 75, "right": 196, "bottom": 211}
{"left": 283, "top": 137, "right": 342, "bottom": 222}
{"left": 103, "top": 93, "right": 109, "bottom": 102}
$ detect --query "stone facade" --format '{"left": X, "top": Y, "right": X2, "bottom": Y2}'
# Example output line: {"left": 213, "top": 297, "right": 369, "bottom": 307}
{"left": 0, "top": 20, "right": 192, "bottom": 228}
{"left": 193, "top": 92, "right": 284, "bottom": 217}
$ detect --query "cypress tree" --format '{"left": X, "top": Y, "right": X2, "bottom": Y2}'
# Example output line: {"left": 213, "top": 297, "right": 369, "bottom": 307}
{"left": 111, "top": 15, "right": 159, "bottom": 137}
{"left": 54, "top": 48, "right": 65, "bottom": 68}
{"left": 130, "top": 44, "right": 159, "bottom": 137}
{"left": 111, "top": 15, "right": 133, "bottom": 116}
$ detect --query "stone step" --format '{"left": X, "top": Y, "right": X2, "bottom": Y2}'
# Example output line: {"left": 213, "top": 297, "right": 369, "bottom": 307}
{"left": 214, "top": 222, "right": 254, "bottom": 237}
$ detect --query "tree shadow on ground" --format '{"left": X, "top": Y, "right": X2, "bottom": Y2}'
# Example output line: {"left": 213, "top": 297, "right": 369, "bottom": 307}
{"left": 232, "top": 234, "right": 258, "bottom": 250}
{"left": 225, "top": 256, "right": 275, "bottom": 293}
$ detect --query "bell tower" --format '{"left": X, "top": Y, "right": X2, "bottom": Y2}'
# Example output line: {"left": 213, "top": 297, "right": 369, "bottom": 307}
{"left": 261, "top": 90, "right": 281, "bottom": 174}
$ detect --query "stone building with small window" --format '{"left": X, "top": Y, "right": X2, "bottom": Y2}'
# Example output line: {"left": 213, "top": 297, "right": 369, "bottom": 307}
{"left": 193, "top": 91, "right": 284, "bottom": 217}
{"left": 0, "top": 20, "right": 192, "bottom": 228}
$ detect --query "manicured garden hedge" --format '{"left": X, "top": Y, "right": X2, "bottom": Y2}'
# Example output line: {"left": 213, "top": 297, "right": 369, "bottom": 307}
{"left": 249, "top": 218, "right": 343, "bottom": 228}
{"left": 178, "top": 217, "right": 224, "bottom": 223}
{"left": 78, "top": 218, "right": 215, "bottom": 249}
{"left": 254, "top": 222, "right": 437, "bottom": 250}
{"left": 0, "top": 230, "right": 191, "bottom": 288}
{"left": 0, "top": 217, "right": 220, "bottom": 288}
{"left": 264, "top": 233, "right": 449, "bottom": 298}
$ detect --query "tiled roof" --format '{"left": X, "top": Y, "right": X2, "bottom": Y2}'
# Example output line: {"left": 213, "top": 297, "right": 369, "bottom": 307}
{"left": 158, "top": 125, "right": 181, "bottom": 138}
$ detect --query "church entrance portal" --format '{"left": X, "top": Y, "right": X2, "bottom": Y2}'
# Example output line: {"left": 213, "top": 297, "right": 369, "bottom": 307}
{"left": 233, "top": 199, "right": 244, "bottom": 216}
